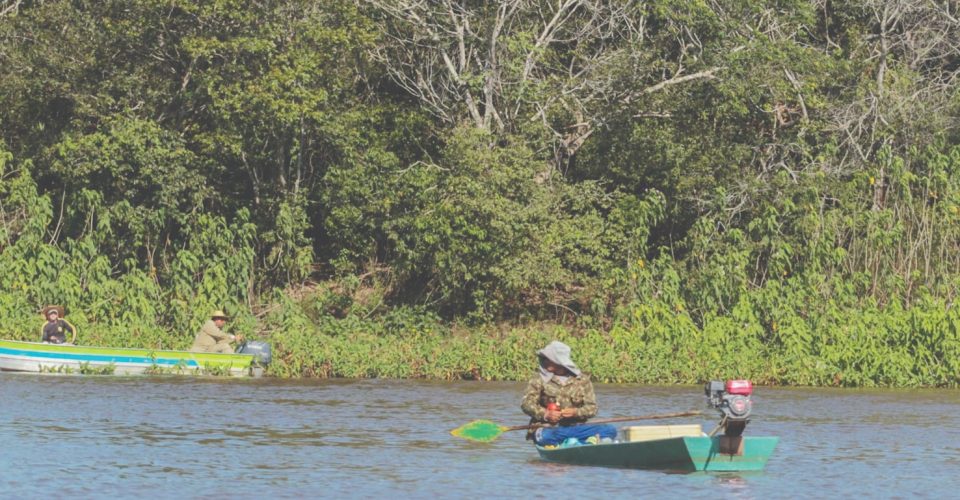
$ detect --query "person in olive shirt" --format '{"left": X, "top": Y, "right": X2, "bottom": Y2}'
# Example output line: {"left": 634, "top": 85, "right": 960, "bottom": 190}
{"left": 521, "top": 340, "right": 617, "bottom": 446}
{"left": 190, "top": 311, "right": 243, "bottom": 353}
{"left": 40, "top": 306, "right": 76, "bottom": 344}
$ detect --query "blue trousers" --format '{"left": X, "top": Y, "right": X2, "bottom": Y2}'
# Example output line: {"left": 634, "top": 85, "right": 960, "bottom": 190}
{"left": 535, "top": 423, "right": 618, "bottom": 446}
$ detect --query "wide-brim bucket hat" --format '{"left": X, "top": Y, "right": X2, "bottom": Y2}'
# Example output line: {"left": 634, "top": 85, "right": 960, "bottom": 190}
{"left": 210, "top": 310, "right": 229, "bottom": 320}
{"left": 537, "top": 340, "right": 581, "bottom": 376}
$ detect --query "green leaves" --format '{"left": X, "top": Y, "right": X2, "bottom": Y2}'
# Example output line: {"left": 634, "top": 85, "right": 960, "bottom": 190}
{"left": 321, "top": 126, "right": 666, "bottom": 319}
{"left": 2, "top": 1, "right": 960, "bottom": 387}
{"left": 53, "top": 116, "right": 207, "bottom": 213}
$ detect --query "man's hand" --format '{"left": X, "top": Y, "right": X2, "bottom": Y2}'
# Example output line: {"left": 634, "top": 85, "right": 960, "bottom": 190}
{"left": 234, "top": 334, "right": 245, "bottom": 343}
{"left": 560, "top": 408, "right": 577, "bottom": 419}
{"left": 545, "top": 409, "right": 562, "bottom": 423}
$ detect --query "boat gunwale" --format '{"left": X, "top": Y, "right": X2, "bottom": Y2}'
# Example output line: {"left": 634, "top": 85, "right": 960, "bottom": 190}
{"left": 0, "top": 339, "right": 254, "bottom": 362}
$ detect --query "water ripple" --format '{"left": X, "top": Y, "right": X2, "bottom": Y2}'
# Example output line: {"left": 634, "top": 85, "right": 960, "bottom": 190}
{"left": 2, "top": 375, "right": 960, "bottom": 497}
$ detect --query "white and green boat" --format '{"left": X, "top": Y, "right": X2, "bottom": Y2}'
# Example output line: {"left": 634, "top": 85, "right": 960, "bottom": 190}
{"left": 0, "top": 339, "right": 270, "bottom": 377}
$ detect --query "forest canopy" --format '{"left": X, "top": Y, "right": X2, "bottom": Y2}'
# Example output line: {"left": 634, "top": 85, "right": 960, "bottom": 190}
{"left": 2, "top": 0, "right": 960, "bottom": 385}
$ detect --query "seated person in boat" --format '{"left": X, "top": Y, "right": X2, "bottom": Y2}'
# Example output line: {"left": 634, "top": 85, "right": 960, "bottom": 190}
{"left": 521, "top": 340, "right": 617, "bottom": 446}
{"left": 40, "top": 305, "right": 77, "bottom": 344}
{"left": 190, "top": 310, "right": 243, "bottom": 353}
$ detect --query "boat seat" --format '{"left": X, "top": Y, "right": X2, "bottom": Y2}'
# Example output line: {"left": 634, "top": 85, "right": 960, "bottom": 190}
{"left": 620, "top": 424, "right": 703, "bottom": 442}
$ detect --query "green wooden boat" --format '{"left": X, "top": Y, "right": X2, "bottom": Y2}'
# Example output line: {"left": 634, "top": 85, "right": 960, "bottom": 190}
{"left": 536, "top": 435, "right": 779, "bottom": 472}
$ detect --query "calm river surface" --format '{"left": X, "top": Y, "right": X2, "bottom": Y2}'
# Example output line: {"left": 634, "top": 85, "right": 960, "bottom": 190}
{"left": 1, "top": 374, "right": 958, "bottom": 498}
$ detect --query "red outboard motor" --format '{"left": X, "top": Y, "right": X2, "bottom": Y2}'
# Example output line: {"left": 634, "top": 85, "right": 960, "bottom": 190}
{"left": 704, "top": 379, "right": 753, "bottom": 436}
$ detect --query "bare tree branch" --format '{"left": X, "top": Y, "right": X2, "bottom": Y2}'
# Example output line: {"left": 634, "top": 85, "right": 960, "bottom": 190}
{"left": 641, "top": 67, "right": 723, "bottom": 94}
{"left": 826, "top": 0, "right": 960, "bottom": 174}
{"left": 0, "top": 0, "right": 22, "bottom": 18}
{"left": 363, "top": 0, "right": 690, "bottom": 168}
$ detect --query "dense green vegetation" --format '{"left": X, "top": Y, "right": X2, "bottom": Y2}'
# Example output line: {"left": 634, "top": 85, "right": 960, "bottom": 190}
{"left": 2, "top": 1, "right": 960, "bottom": 386}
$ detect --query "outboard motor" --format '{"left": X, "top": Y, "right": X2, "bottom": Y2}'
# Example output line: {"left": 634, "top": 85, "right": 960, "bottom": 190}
{"left": 704, "top": 379, "right": 753, "bottom": 436}
{"left": 237, "top": 340, "right": 272, "bottom": 367}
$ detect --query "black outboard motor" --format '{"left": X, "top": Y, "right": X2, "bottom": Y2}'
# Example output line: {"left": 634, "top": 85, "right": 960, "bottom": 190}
{"left": 237, "top": 340, "right": 272, "bottom": 367}
{"left": 704, "top": 379, "right": 753, "bottom": 436}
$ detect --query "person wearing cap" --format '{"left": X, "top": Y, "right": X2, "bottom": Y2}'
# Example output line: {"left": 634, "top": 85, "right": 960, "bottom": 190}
{"left": 190, "top": 311, "right": 243, "bottom": 353}
{"left": 520, "top": 340, "right": 617, "bottom": 446}
{"left": 40, "top": 306, "right": 77, "bottom": 344}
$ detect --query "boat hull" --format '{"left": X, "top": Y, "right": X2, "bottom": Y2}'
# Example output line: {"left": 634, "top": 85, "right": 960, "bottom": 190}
{"left": 0, "top": 339, "right": 256, "bottom": 377}
{"left": 537, "top": 435, "right": 778, "bottom": 472}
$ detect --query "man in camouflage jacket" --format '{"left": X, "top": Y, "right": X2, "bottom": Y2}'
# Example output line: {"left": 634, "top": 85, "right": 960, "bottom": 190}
{"left": 520, "top": 341, "right": 615, "bottom": 444}
{"left": 520, "top": 369, "right": 598, "bottom": 426}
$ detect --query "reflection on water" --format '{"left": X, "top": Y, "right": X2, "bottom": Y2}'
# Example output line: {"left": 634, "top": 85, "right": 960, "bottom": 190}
{"left": 1, "top": 374, "right": 959, "bottom": 497}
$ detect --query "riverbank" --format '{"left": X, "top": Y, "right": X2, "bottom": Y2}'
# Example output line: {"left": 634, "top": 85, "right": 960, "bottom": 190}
{"left": 2, "top": 286, "right": 958, "bottom": 387}
{"left": 255, "top": 288, "right": 960, "bottom": 387}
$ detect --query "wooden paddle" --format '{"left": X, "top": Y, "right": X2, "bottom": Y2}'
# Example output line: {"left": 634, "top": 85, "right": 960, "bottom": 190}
{"left": 450, "top": 410, "right": 703, "bottom": 443}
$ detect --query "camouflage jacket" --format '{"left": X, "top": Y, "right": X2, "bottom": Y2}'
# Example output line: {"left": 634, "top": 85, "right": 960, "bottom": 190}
{"left": 520, "top": 374, "right": 599, "bottom": 435}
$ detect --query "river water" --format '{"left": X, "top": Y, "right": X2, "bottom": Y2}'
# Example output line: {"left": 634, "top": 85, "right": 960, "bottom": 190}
{"left": 1, "top": 374, "right": 958, "bottom": 498}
